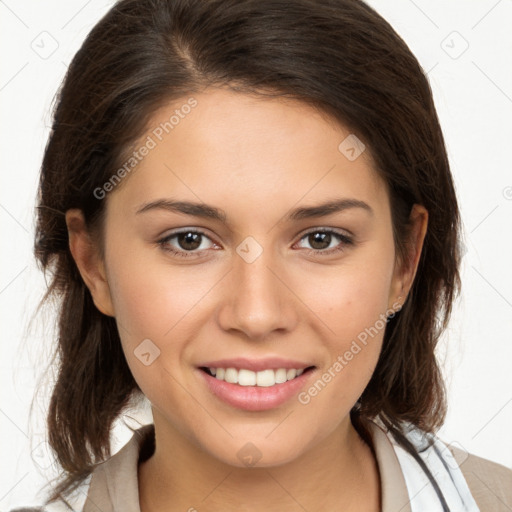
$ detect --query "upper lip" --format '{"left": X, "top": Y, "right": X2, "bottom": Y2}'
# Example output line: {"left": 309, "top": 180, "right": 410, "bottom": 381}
{"left": 198, "top": 357, "right": 315, "bottom": 372}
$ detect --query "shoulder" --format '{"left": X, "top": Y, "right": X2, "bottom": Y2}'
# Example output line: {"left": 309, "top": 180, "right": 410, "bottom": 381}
{"left": 81, "top": 424, "right": 154, "bottom": 510}
{"left": 369, "top": 417, "right": 511, "bottom": 512}
{"left": 8, "top": 481, "right": 92, "bottom": 512}
{"left": 9, "top": 509, "right": 44, "bottom": 512}
{"left": 12, "top": 425, "right": 155, "bottom": 512}
{"left": 449, "top": 444, "right": 512, "bottom": 512}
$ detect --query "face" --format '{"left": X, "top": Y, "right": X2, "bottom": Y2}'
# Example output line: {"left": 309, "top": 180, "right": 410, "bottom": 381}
{"left": 74, "top": 87, "right": 420, "bottom": 468}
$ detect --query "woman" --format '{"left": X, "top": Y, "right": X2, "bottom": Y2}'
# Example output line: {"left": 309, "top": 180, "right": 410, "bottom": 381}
{"left": 23, "top": 0, "right": 512, "bottom": 510}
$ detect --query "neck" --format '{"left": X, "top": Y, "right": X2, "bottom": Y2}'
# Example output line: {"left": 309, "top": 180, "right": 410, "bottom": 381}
{"left": 139, "top": 412, "right": 380, "bottom": 512}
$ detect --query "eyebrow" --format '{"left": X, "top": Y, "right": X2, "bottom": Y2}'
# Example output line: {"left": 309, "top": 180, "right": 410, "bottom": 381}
{"left": 136, "top": 197, "right": 373, "bottom": 222}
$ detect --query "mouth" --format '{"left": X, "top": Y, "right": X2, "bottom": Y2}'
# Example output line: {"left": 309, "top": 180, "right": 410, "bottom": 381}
{"left": 196, "top": 365, "right": 317, "bottom": 411}
{"left": 199, "top": 365, "right": 316, "bottom": 387}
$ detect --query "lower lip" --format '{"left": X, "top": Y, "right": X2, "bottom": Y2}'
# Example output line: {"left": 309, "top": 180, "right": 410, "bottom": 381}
{"left": 197, "top": 368, "right": 315, "bottom": 411}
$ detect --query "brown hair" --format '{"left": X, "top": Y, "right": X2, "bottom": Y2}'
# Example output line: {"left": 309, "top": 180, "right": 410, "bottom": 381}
{"left": 35, "top": 0, "right": 461, "bottom": 502}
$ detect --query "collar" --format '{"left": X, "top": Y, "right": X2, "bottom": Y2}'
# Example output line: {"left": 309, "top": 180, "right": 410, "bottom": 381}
{"left": 83, "top": 419, "right": 411, "bottom": 512}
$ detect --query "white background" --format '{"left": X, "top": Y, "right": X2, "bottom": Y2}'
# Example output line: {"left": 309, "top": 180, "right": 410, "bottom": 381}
{"left": 1, "top": 0, "right": 511, "bottom": 508}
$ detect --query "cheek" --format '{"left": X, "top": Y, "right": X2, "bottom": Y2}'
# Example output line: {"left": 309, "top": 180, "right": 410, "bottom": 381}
{"left": 104, "top": 254, "right": 203, "bottom": 404}
{"left": 296, "top": 252, "right": 394, "bottom": 343}
{"left": 292, "top": 249, "right": 394, "bottom": 405}
{"left": 103, "top": 238, "right": 236, "bottom": 396}
{"left": 105, "top": 243, "right": 214, "bottom": 341}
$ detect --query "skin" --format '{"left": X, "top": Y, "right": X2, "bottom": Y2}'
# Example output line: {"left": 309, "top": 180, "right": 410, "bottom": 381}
{"left": 66, "top": 87, "right": 427, "bottom": 511}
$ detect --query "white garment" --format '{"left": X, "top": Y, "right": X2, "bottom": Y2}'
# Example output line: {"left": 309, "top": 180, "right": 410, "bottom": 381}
{"left": 381, "top": 419, "right": 481, "bottom": 511}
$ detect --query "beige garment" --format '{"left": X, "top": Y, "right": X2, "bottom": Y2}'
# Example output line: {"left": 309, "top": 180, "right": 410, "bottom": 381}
{"left": 450, "top": 444, "right": 512, "bottom": 511}
{"left": 83, "top": 422, "right": 512, "bottom": 512}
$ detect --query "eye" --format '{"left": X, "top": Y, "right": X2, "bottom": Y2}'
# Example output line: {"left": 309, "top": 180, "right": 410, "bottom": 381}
{"left": 157, "top": 229, "right": 217, "bottom": 258}
{"left": 157, "top": 227, "right": 354, "bottom": 259}
{"left": 295, "top": 229, "right": 353, "bottom": 255}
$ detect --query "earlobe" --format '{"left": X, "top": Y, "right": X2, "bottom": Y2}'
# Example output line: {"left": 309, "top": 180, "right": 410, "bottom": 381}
{"left": 389, "top": 204, "right": 428, "bottom": 306}
{"left": 65, "top": 209, "right": 115, "bottom": 317}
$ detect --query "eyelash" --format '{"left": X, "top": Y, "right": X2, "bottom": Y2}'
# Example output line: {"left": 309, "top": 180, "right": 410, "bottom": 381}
{"left": 157, "top": 228, "right": 354, "bottom": 259}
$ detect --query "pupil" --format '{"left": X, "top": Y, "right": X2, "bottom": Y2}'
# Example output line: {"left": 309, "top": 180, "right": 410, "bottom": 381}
{"left": 179, "top": 232, "right": 201, "bottom": 250}
{"left": 309, "top": 232, "right": 330, "bottom": 250}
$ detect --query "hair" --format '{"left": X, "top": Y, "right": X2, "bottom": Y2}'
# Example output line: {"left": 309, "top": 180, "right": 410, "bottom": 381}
{"left": 34, "top": 0, "right": 461, "bottom": 503}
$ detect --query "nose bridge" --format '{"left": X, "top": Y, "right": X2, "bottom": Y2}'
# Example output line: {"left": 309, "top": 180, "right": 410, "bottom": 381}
{"left": 238, "top": 250, "right": 279, "bottom": 306}
{"left": 216, "top": 236, "right": 297, "bottom": 339}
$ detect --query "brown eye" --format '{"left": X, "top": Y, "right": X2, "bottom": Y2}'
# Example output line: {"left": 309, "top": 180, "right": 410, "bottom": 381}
{"left": 158, "top": 229, "right": 217, "bottom": 258}
{"left": 307, "top": 232, "right": 332, "bottom": 250}
{"left": 296, "top": 229, "right": 354, "bottom": 255}
{"left": 176, "top": 231, "right": 202, "bottom": 251}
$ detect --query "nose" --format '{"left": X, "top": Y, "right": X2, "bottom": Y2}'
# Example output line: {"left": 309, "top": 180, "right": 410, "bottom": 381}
{"left": 216, "top": 243, "right": 299, "bottom": 341}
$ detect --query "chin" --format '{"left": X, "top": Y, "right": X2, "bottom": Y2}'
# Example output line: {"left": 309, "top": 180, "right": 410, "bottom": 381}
{"left": 204, "top": 434, "right": 309, "bottom": 470}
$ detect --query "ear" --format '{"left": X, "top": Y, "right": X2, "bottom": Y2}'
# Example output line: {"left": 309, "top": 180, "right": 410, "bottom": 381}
{"left": 65, "top": 209, "right": 115, "bottom": 317}
{"left": 389, "top": 204, "right": 428, "bottom": 308}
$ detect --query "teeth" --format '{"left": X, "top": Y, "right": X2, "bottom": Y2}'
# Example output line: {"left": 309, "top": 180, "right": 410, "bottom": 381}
{"left": 211, "top": 367, "right": 308, "bottom": 386}
{"left": 238, "top": 369, "right": 256, "bottom": 386}
{"left": 256, "top": 369, "right": 274, "bottom": 387}
{"left": 275, "top": 368, "right": 287, "bottom": 383}
{"left": 224, "top": 367, "right": 238, "bottom": 384}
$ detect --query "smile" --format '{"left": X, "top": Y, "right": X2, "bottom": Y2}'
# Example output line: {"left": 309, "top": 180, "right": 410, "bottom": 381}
{"left": 200, "top": 366, "right": 313, "bottom": 387}
{"left": 197, "top": 365, "right": 316, "bottom": 411}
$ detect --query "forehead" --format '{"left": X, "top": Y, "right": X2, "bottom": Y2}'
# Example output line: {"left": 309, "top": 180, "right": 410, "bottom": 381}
{"left": 106, "top": 87, "right": 388, "bottom": 218}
